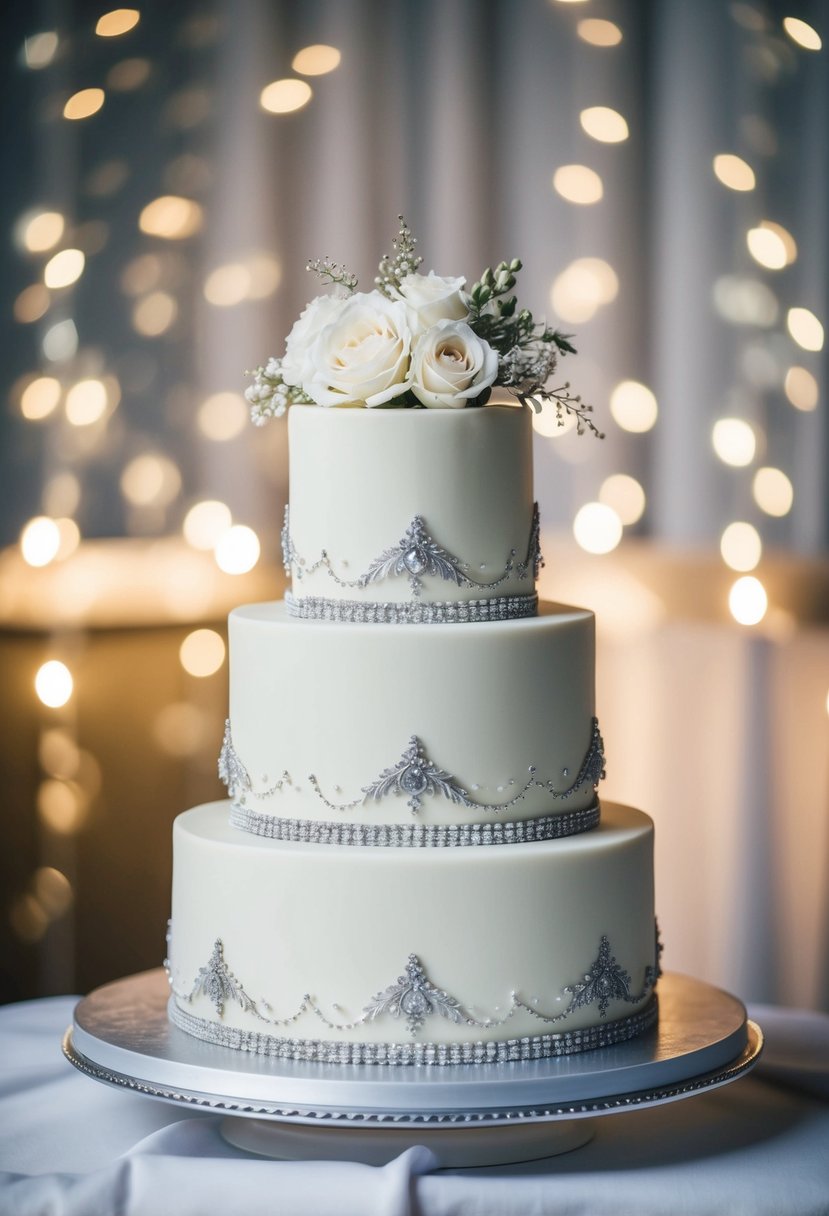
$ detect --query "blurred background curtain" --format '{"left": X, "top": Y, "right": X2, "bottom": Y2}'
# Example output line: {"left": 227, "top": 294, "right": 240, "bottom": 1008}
{"left": 1, "top": 0, "right": 827, "bottom": 1010}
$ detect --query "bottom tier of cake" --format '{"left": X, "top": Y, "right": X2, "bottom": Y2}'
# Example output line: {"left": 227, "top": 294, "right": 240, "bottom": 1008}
{"left": 166, "top": 801, "right": 658, "bottom": 1064}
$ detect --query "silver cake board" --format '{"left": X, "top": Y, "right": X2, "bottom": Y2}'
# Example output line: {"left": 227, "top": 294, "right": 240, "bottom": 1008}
{"left": 63, "top": 969, "right": 762, "bottom": 1166}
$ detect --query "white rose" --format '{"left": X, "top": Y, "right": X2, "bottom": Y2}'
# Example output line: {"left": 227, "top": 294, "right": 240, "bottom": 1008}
{"left": 281, "top": 294, "right": 350, "bottom": 388}
{"left": 410, "top": 319, "right": 499, "bottom": 409}
{"left": 395, "top": 271, "right": 468, "bottom": 337}
{"left": 304, "top": 291, "right": 413, "bottom": 407}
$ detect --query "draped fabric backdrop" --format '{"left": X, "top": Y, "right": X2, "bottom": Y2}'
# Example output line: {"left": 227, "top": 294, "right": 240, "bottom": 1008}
{"left": 1, "top": 0, "right": 827, "bottom": 1010}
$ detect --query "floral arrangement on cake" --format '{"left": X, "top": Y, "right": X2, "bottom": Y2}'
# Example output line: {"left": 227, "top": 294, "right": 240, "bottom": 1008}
{"left": 246, "top": 217, "right": 602, "bottom": 436}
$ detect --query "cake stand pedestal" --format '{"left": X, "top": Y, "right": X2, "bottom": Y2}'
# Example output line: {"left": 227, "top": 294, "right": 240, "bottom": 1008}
{"left": 63, "top": 969, "right": 762, "bottom": 1167}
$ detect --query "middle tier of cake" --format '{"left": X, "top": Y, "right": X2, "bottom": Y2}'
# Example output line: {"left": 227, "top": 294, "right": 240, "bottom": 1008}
{"left": 222, "top": 600, "right": 603, "bottom": 837}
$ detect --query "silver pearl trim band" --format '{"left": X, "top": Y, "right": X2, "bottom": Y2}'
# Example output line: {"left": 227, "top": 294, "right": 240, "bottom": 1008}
{"left": 285, "top": 590, "right": 538, "bottom": 624}
{"left": 229, "top": 801, "right": 601, "bottom": 846}
{"left": 168, "top": 996, "right": 658, "bottom": 1066}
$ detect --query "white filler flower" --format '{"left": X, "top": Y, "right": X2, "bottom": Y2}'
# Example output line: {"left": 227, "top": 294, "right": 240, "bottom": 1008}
{"left": 410, "top": 319, "right": 499, "bottom": 409}
{"left": 305, "top": 292, "right": 413, "bottom": 407}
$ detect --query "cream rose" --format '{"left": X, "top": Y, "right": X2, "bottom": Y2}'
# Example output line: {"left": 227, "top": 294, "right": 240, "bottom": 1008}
{"left": 410, "top": 319, "right": 499, "bottom": 409}
{"left": 280, "top": 293, "right": 350, "bottom": 389}
{"left": 304, "top": 291, "right": 413, "bottom": 407}
{"left": 395, "top": 271, "right": 468, "bottom": 337}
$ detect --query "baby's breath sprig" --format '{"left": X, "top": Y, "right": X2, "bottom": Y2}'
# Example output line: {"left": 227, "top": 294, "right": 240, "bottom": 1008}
{"left": 375, "top": 216, "right": 423, "bottom": 297}
{"left": 517, "top": 385, "right": 605, "bottom": 439}
{"left": 245, "top": 358, "right": 313, "bottom": 425}
{"left": 306, "top": 258, "right": 358, "bottom": 293}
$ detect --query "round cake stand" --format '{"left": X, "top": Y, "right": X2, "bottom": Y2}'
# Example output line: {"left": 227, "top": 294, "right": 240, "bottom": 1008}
{"left": 63, "top": 969, "right": 762, "bottom": 1168}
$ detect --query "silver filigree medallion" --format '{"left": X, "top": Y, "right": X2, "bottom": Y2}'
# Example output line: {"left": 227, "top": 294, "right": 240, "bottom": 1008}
{"left": 363, "top": 955, "right": 467, "bottom": 1035}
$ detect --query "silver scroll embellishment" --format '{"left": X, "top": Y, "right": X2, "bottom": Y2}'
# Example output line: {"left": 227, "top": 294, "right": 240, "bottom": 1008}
{"left": 167, "top": 931, "right": 658, "bottom": 1040}
{"left": 363, "top": 955, "right": 466, "bottom": 1035}
{"left": 282, "top": 502, "right": 543, "bottom": 598}
{"left": 219, "top": 721, "right": 289, "bottom": 801}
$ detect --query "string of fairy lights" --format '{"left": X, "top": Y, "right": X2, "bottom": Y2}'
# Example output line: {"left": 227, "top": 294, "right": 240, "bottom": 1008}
{"left": 6, "top": 3, "right": 827, "bottom": 951}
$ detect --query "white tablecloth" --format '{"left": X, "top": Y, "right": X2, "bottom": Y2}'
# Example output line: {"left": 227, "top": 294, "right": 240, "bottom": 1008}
{"left": 1, "top": 997, "right": 828, "bottom": 1216}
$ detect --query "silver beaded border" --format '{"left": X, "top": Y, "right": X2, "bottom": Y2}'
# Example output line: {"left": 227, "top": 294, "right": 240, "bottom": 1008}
{"left": 285, "top": 591, "right": 538, "bottom": 625}
{"left": 229, "top": 801, "right": 601, "bottom": 846}
{"left": 168, "top": 996, "right": 658, "bottom": 1065}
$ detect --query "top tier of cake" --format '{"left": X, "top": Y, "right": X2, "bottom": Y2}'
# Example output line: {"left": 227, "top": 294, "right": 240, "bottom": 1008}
{"left": 283, "top": 405, "right": 538, "bottom": 623}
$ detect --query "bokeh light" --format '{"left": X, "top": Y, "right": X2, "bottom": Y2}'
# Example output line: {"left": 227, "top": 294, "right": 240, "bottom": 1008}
{"left": 204, "top": 263, "right": 251, "bottom": 307}
{"left": 179, "top": 629, "right": 226, "bottom": 677}
{"left": 599, "top": 474, "right": 646, "bottom": 525}
{"left": 96, "top": 9, "right": 140, "bottom": 37}
{"left": 65, "top": 378, "right": 108, "bottom": 426}
{"left": 37, "top": 779, "right": 88, "bottom": 834}
{"left": 292, "top": 45, "right": 341, "bottom": 75}
{"left": 183, "top": 500, "right": 232, "bottom": 549}
{"left": 530, "top": 400, "right": 577, "bottom": 438}
{"left": 784, "top": 366, "right": 818, "bottom": 411}
{"left": 42, "top": 319, "right": 79, "bottom": 361}
{"left": 260, "top": 79, "right": 313, "bottom": 114}
{"left": 107, "top": 57, "right": 152, "bottom": 91}
{"left": 63, "top": 89, "right": 105, "bottom": 120}
{"left": 44, "top": 249, "right": 85, "bottom": 289}
{"left": 120, "top": 453, "right": 182, "bottom": 506}
{"left": 573, "top": 502, "right": 623, "bottom": 554}
{"left": 729, "top": 576, "right": 768, "bottom": 626}
{"left": 746, "top": 223, "right": 795, "bottom": 270}
{"left": 712, "top": 418, "right": 756, "bottom": 467}
{"left": 787, "top": 307, "right": 824, "bottom": 352}
{"left": 579, "top": 106, "right": 629, "bottom": 143}
{"left": 753, "top": 467, "right": 793, "bottom": 516}
{"left": 552, "top": 164, "right": 603, "bottom": 205}
{"left": 10, "top": 896, "right": 48, "bottom": 944}
{"left": 152, "top": 703, "right": 211, "bottom": 758}
{"left": 35, "top": 661, "right": 73, "bottom": 708}
{"left": 139, "top": 195, "right": 203, "bottom": 240}
{"left": 33, "top": 867, "right": 74, "bottom": 917}
{"left": 21, "top": 517, "right": 61, "bottom": 567}
{"left": 551, "top": 257, "right": 618, "bottom": 323}
{"left": 609, "top": 380, "right": 658, "bottom": 433}
{"left": 24, "top": 32, "right": 59, "bottom": 68}
{"left": 576, "top": 18, "right": 623, "bottom": 46}
{"left": 197, "top": 391, "right": 247, "bottom": 440}
{"left": 783, "top": 17, "right": 822, "bottom": 50}
{"left": 20, "top": 211, "right": 65, "bottom": 253}
{"left": 132, "top": 291, "right": 177, "bottom": 336}
{"left": 14, "top": 284, "right": 51, "bottom": 323}
{"left": 20, "top": 377, "right": 61, "bottom": 420}
{"left": 214, "top": 525, "right": 260, "bottom": 574}
{"left": 43, "top": 472, "right": 81, "bottom": 518}
{"left": 713, "top": 276, "right": 778, "bottom": 327}
{"left": 720, "top": 522, "right": 762, "bottom": 571}
{"left": 713, "top": 153, "right": 755, "bottom": 191}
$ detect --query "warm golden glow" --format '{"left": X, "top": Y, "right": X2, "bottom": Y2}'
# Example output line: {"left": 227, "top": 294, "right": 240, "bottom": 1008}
{"left": 34, "top": 867, "right": 74, "bottom": 917}
{"left": 138, "top": 195, "right": 203, "bottom": 239}
{"left": 530, "top": 401, "right": 577, "bottom": 438}
{"left": 783, "top": 16, "right": 822, "bottom": 50}
{"left": 120, "top": 253, "right": 163, "bottom": 296}
{"left": 550, "top": 257, "right": 618, "bottom": 324}
{"left": 609, "top": 380, "right": 658, "bottom": 433}
{"left": 152, "top": 702, "right": 210, "bottom": 758}
{"left": 21, "top": 517, "right": 61, "bottom": 567}
{"left": 784, "top": 366, "right": 818, "bottom": 411}
{"left": 260, "top": 78, "right": 313, "bottom": 114}
{"left": 21, "top": 377, "right": 61, "bottom": 420}
{"left": 729, "top": 576, "right": 768, "bottom": 626}
{"left": 713, "top": 153, "right": 755, "bottom": 191}
{"left": 746, "top": 222, "right": 797, "bottom": 271}
{"left": 43, "top": 472, "right": 81, "bottom": 518}
{"left": 183, "top": 500, "right": 232, "bottom": 550}
{"left": 14, "top": 284, "right": 51, "bottom": 323}
{"left": 552, "top": 164, "right": 604, "bottom": 205}
{"left": 753, "top": 467, "right": 793, "bottom": 517}
{"left": 573, "top": 503, "right": 623, "bottom": 554}
{"left": 40, "top": 729, "right": 80, "bottom": 779}
{"left": 713, "top": 276, "right": 778, "bottom": 327}
{"left": 599, "top": 474, "right": 646, "bottom": 525}
{"left": 579, "top": 106, "right": 628, "bottom": 143}
{"left": 37, "top": 779, "right": 88, "bottom": 834}
{"left": 197, "top": 391, "right": 248, "bottom": 440}
{"left": 44, "top": 248, "right": 85, "bottom": 289}
{"left": 65, "top": 378, "right": 108, "bottom": 426}
{"left": 787, "top": 307, "right": 824, "bottom": 352}
{"left": 576, "top": 18, "right": 623, "bottom": 46}
{"left": 24, "top": 31, "right": 59, "bottom": 68}
{"left": 214, "top": 525, "right": 261, "bottom": 574}
{"left": 720, "top": 521, "right": 762, "bottom": 572}
{"left": 63, "top": 88, "right": 105, "bottom": 120}
{"left": 179, "top": 628, "right": 226, "bottom": 677}
{"left": 35, "top": 660, "right": 73, "bottom": 708}
{"left": 95, "top": 9, "right": 140, "bottom": 37}
{"left": 21, "top": 211, "right": 65, "bottom": 253}
{"left": 244, "top": 253, "right": 282, "bottom": 299}
{"left": 204, "top": 263, "right": 251, "bottom": 307}
{"left": 132, "top": 291, "right": 177, "bottom": 336}
{"left": 120, "top": 453, "right": 182, "bottom": 506}
{"left": 292, "top": 44, "right": 342, "bottom": 75}
{"left": 712, "top": 418, "right": 756, "bottom": 467}
{"left": 107, "top": 57, "right": 151, "bottom": 90}
{"left": 42, "top": 319, "right": 79, "bottom": 361}
{"left": 55, "top": 517, "right": 81, "bottom": 560}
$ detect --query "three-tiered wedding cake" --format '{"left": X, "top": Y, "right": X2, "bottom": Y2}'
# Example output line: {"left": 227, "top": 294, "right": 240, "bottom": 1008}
{"left": 165, "top": 402, "right": 659, "bottom": 1064}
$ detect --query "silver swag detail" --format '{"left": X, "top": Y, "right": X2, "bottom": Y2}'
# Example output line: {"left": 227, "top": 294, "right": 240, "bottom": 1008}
{"left": 167, "top": 933, "right": 658, "bottom": 1043}
{"left": 219, "top": 719, "right": 605, "bottom": 818}
{"left": 281, "top": 502, "right": 543, "bottom": 598}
